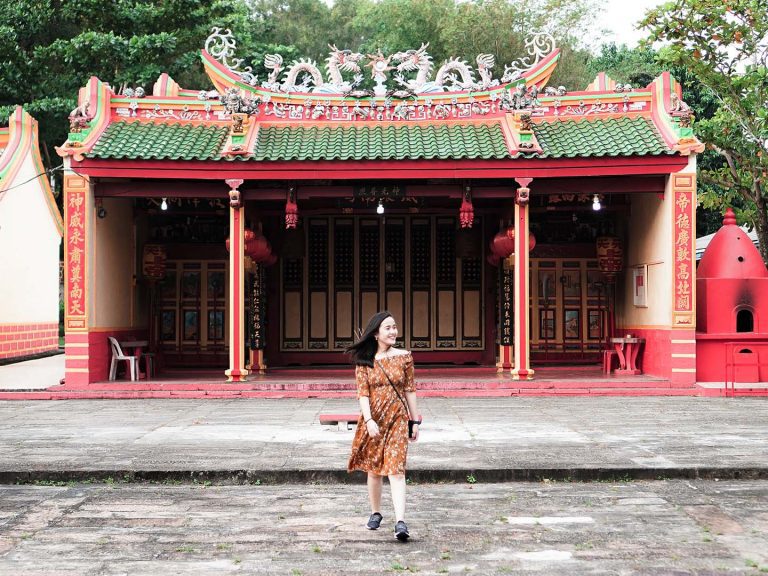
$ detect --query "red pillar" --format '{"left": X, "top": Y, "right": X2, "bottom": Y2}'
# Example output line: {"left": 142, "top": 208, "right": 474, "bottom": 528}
{"left": 225, "top": 179, "right": 249, "bottom": 382}
{"left": 669, "top": 163, "right": 697, "bottom": 385}
{"left": 511, "top": 179, "right": 534, "bottom": 380}
{"left": 63, "top": 171, "right": 93, "bottom": 385}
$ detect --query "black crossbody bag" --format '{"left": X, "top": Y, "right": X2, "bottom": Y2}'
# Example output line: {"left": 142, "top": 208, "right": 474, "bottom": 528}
{"left": 376, "top": 360, "right": 421, "bottom": 438}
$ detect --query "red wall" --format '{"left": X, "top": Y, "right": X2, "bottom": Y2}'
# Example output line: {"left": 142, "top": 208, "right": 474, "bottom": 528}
{"left": 65, "top": 328, "right": 147, "bottom": 385}
{"left": 617, "top": 326, "right": 696, "bottom": 386}
{"left": 697, "top": 278, "right": 768, "bottom": 333}
{"left": 619, "top": 327, "right": 670, "bottom": 378}
{"left": 0, "top": 322, "right": 59, "bottom": 360}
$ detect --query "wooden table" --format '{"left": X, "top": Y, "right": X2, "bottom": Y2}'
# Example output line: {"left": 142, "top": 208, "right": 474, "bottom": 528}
{"left": 610, "top": 337, "right": 645, "bottom": 375}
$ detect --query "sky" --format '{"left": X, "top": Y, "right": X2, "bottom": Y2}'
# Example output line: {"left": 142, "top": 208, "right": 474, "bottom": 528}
{"left": 592, "top": 0, "right": 666, "bottom": 49}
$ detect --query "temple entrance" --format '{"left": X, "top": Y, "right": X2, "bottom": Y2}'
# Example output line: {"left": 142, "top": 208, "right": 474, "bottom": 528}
{"left": 157, "top": 260, "right": 228, "bottom": 367}
{"left": 273, "top": 214, "right": 486, "bottom": 364}
{"left": 529, "top": 258, "right": 607, "bottom": 362}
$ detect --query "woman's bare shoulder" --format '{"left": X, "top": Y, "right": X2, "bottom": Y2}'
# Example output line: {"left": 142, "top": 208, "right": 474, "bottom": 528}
{"left": 392, "top": 348, "right": 411, "bottom": 357}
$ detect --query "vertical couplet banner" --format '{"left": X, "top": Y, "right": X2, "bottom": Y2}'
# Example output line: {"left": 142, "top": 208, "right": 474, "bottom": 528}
{"left": 64, "top": 175, "right": 88, "bottom": 331}
{"left": 672, "top": 174, "right": 695, "bottom": 328}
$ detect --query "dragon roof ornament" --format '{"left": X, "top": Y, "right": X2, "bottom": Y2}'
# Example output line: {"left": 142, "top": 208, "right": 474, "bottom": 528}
{"left": 203, "top": 28, "right": 558, "bottom": 96}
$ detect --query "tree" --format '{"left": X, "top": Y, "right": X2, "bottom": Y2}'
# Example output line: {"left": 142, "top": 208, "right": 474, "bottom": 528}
{"left": 641, "top": 0, "right": 768, "bottom": 262}
{"left": 587, "top": 43, "right": 726, "bottom": 237}
{"left": 248, "top": 0, "right": 597, "bottom": 90}
{"left": 0, "top": 0, "right": 256, "bottom": 173}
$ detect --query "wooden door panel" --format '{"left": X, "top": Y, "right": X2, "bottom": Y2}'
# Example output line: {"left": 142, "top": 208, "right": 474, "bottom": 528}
{"left": 278, "top": 214, "right": 484, "bottom": 356}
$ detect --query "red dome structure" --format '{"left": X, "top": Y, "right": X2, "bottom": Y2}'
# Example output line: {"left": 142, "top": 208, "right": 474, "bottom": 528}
{"left": 697, "top": 208, "right": 768, "bottom": 281}
{"left": 696, "top": 208, "right": 768, "bottom": 383}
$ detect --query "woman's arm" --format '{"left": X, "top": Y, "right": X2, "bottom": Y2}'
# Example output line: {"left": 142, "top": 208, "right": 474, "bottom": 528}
{"left": 405, "top": 390, "right": 419, "bottom": 441}
{"left": 359, "top": 396, "right": 380, "bottom": 438}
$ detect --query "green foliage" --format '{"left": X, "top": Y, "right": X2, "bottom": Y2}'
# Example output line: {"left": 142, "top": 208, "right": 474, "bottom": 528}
{"left": 248, "top": 0, "right": 597, "bottom": 89}
{"left": 641, "top": 0, "right": 768, "bottom": 261}
{"left": 0, "top": 0, "right": 255, "bottom": 168}
{"left": 588, "top": 42, "right": 727, "bottom": 236}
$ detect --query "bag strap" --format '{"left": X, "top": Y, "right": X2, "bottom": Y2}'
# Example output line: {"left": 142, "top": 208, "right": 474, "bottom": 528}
{"left": 376, "top": 360, "right": 411, "bottom": 420}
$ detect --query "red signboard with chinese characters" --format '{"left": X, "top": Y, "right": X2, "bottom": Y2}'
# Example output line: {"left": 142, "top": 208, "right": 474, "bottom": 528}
{"left": 142, "top": 244, "right": 167, "bottom": 281}
{"left": 672, "top": 173, "right": 695, "bottom": 327}
{"left": 65, "top": 175, "right": 87, "bottom": 330}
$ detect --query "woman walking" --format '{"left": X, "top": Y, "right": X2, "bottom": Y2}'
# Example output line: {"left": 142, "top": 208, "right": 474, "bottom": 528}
{"left": 347, "top": 311, "right": 420, "bottom": 541}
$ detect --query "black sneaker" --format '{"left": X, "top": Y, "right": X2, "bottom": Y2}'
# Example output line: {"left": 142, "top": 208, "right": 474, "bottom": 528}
{"left": 366, "top": 512, "right": 383, "bottom": 530}
{"left": 394, "top": 520, "right": 410, "bottom": 541}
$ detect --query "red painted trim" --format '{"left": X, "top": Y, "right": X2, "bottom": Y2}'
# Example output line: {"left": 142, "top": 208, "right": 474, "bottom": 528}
{"left": 0, "top": 108, "right": 25, "bottom": 178}
{"left": 96, "top": 176, "right": 666, "bottom": 200}
{"left": 72, "top": 155, "right": 689, "bottom": 180}
{"left": 514, "top": 205, "right": 531, "bottom": 373}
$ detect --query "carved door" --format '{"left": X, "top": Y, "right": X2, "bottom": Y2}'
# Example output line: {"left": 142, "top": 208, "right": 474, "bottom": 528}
{"left": 279, "top": 215, "right": 484, "bottom": 354}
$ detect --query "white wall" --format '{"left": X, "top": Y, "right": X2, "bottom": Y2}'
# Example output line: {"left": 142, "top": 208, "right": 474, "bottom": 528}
{"left": 92, "top": 197, "right": 136, "bottom": 328}
{"left": 0, "top": 155, "right": 61, "bottom": 323}
{"left": 618, "top": 191, "right": 672, "bottom": 328}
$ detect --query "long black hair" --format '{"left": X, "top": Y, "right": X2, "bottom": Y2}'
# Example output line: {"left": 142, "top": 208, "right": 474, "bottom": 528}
{"left": 345, "top": 311, "right": 393, "bottom": 367}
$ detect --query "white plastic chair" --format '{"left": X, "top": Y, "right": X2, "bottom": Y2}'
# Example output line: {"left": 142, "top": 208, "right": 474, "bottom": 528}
{"left": 108, "top": 337, "right": 138, "bottom": 381}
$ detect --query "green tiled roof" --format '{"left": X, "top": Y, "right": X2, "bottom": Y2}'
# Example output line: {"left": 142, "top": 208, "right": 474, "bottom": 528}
{"left": 252, "top": 123, "right": 511, "bottom": 161}
{"left": 88, "top": 121, "right": 228, "bottom": 160}
{"left": 532, "top": 117, "right": 671, "bottom": 158}
{"left": 85, "top": 116, "right": 673, "bottom": 162}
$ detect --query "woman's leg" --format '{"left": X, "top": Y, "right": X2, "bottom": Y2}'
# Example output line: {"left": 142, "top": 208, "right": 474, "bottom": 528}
{"left": 367, "top": 473, "right": 383, "bottom": 513}
{"left": 388, "top": 474, "right": 406, "bottom": 521}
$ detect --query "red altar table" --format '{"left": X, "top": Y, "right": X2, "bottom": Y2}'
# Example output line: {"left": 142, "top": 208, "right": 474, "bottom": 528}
{"left": 611, "top": 337, "right": 645, "bottom": 375}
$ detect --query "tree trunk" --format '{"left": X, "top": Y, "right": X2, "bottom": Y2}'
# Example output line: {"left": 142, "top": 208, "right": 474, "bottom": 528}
{"left": 755, "top": 194, "right": 768, "bottom": 266}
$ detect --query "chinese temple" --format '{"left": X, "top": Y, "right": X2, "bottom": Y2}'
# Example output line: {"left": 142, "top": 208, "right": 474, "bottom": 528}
{"left": 55, "top": 30, "right": 705, "bottom": 388}
{"left": 0, "top": 108, "right": 63, "bottom": 362}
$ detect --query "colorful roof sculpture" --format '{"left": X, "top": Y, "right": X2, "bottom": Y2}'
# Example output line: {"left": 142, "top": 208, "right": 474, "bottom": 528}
{"left": 1, "top": 107, "right": 63, "bottom": 235}
{"left": 56, "top": 30, "right": 704, "bottom": 174}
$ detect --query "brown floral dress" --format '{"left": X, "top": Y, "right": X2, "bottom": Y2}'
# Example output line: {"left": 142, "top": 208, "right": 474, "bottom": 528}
{"left": 348, "top": 353, "right": 415, "bottom": 476}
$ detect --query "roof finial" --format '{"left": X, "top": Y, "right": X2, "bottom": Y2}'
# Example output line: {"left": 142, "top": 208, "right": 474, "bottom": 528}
{"left": 723, "top": 207, "right": 737, "bottom": 226}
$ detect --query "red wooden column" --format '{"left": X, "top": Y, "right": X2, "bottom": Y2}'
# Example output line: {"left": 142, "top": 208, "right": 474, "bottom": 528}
{"left": 511, "top": 178, "right": 534, "bottom": 380}
{"left": 63, "top": 170, "right": 93, "bottom": 386}
{"left": 225, "top": 179, "right": 249, "bottom": 382}
{"left": 669, "top": 162, "right": 697, "bottom": 385}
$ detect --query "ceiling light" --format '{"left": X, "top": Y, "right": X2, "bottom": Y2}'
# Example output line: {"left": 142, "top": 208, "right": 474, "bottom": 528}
{"left": 376, "top": 200, "right": 384, "bottom": 215}
{"left": 592, "top": 194, "right": 601, "bottom": 211}
{"left": 161, "top": 198, "right": 168, "bottom": 211}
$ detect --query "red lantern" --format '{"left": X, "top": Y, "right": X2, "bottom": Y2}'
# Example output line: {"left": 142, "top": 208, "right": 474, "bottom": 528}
{"left": 491, "top": 227, "right": 515, "bottom": 258}
{"left": 490, "top": 227, "right": 536, "bottom": 258}
{"left": 246, "top": 233, "right": 271, "bottom": 262}
{"left": 142, "top": 244, "right": 167, "bottom": 281}
{"left": 285, "top": 197, "right": 298, "bottom": 229}
{"left": 596, "top": 236, "right": 623, "bottom": 282}
{"left": 226, "top": 228, "right": 255, "bottom": 253}
{"left": 459, "top": 196, "right": 474, "bottom": 229}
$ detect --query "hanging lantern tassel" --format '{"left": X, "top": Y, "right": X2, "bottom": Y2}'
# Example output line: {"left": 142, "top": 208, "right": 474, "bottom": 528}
{"left": 285, "top": 188, "right": 298, "bottom": 229}
{"left": 459, "top": 190, "right": 474, "bottom": 229}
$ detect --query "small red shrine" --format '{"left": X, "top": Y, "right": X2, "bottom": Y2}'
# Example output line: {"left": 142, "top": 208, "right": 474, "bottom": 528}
{"left": 696, "top": 208, "right": 768, "bottom": 382}
{"left": 53, "top": 30, "right": 706, "bottom": 387}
